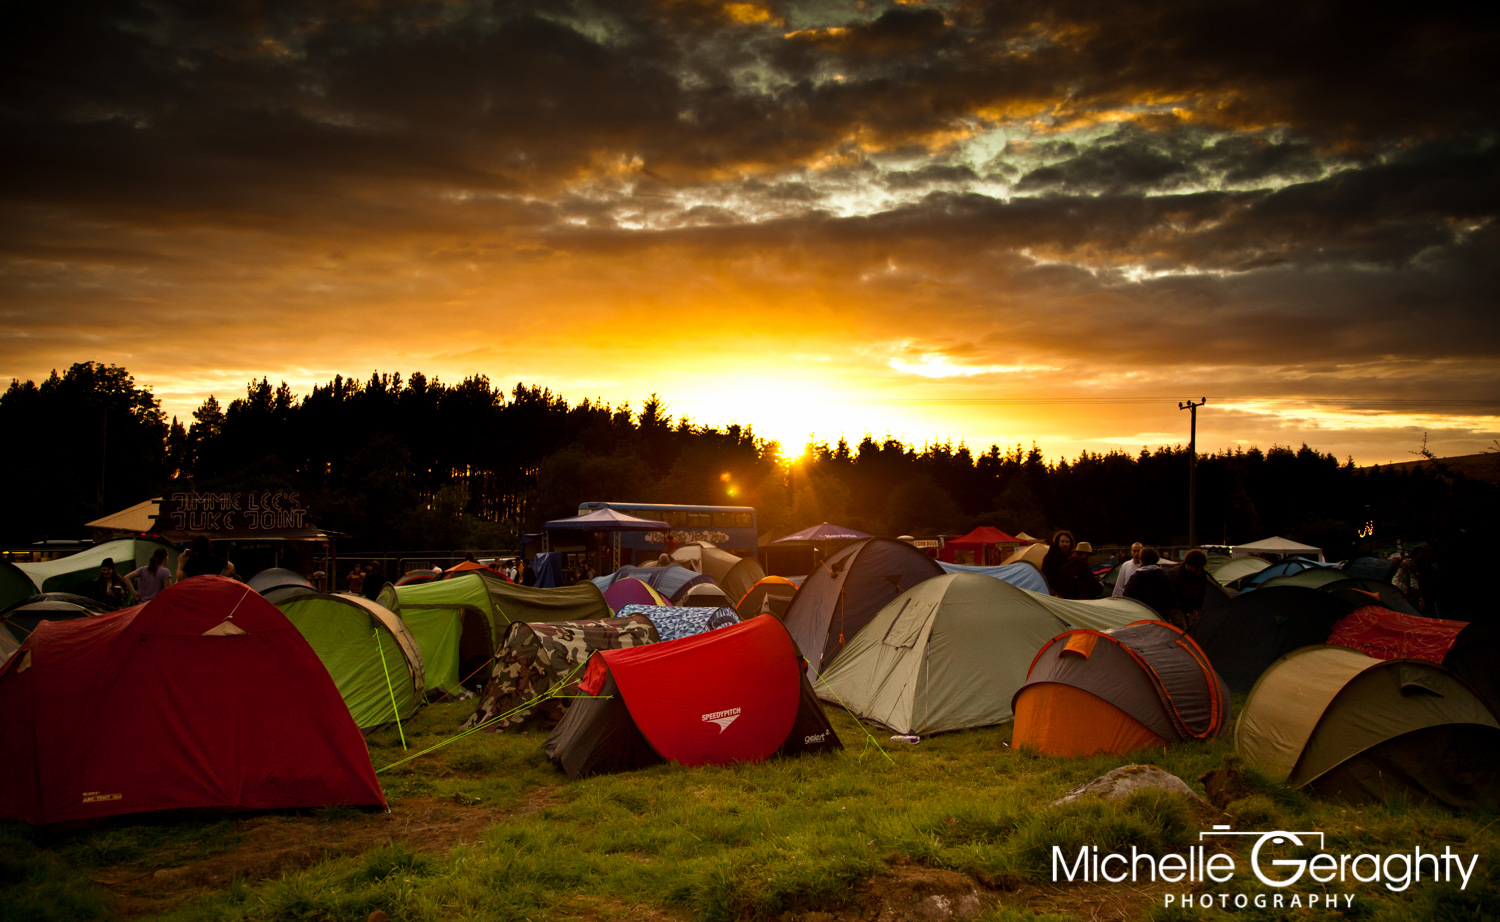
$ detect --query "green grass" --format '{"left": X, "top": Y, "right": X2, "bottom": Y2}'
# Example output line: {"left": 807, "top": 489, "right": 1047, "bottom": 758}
{"left": 3, "top": 701, "right": 1497, "bottom": 921}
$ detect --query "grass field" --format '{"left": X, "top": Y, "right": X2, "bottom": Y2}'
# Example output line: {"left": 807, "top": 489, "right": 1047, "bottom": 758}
{"left": 3, "top": 700, "right": 1497, "bottom": 922}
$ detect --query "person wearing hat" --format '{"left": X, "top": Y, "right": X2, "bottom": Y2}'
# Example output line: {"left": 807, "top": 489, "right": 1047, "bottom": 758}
{"left": 1057, "top": 540, "right": 1104, "bottom": 600}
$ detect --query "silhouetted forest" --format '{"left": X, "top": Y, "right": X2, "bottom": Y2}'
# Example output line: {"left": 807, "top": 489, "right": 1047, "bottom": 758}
{"left": 4, "top": 364, "right": 1495, "bottom": 575}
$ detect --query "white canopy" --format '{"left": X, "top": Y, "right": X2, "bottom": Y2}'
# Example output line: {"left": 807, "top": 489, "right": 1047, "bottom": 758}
{"left": 1232, "top": 536, "right": 1324, "bottom": 562}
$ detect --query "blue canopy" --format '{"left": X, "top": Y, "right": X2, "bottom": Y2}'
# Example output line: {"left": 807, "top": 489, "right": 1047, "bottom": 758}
{"left": 544, "top": 508, "right": 669, "bottom": 531}
{"left": 772, "top": 522, "right": 871, "bottom": 544}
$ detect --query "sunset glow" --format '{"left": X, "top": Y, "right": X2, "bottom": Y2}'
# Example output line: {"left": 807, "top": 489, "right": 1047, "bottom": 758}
{"left": 2, "top": 1, "right": 1496, "bottom": 467}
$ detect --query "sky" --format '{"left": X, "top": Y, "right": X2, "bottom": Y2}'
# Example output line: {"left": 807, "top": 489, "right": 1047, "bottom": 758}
{"left": 3, "top": 0, "right": 1498, "bottom": 465}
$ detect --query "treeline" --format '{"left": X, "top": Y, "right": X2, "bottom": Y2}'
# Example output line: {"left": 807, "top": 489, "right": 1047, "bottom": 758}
{"left": 3, "top": 363, "right": 1495, "bottom": 568}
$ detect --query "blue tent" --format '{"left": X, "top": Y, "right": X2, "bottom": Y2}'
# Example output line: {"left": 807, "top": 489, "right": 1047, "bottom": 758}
{"left": 593, "top": 564, "right": 713, "bottom": 604}
{"left": 937, "top": 560, "right": 1048, "bottom": 594}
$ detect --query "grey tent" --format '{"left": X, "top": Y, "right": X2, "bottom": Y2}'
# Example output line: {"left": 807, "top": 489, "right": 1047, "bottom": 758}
{"left": 817, "top": 573, "right": 1148, "bottom": 735}
{"left": 249, "top": 567, "right": 314, "bottom": 594}
{"left": 1236, "top": 645, "right": 1500, "bottom": 808}
{"left": 668, "top": 542, "right": 767, "bottom": 603}
{"left": 783, "top": 537, "right": 944, "bottom": 681}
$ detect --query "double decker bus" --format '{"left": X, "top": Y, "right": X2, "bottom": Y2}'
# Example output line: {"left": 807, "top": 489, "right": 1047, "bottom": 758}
{"left": 576, "top": 502, "right": 758, "bottom": 564}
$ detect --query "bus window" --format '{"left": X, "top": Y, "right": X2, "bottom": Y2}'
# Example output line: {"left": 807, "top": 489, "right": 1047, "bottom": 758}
{"left": 687, "top": 512, "right": 712, "bottom": 527}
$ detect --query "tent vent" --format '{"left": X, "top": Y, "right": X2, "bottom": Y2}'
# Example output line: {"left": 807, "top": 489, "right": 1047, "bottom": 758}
{"left": 203, "top": 620, "right": 248, "bottom": 637}
{"left": 1062, "top": 633, "right": 1098, "bottom": 659}
{"left": 16, "top": 651, "right": 31, "bottom": 673}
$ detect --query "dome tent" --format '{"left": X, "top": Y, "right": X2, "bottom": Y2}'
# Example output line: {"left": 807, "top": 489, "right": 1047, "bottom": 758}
{"left": 544, "top": 616, "right": 842, "bottom": 778}
{"left": 783, "top": 537, "right": 944, "bottom": 681}
{"left": 264, "top": 586, "right": 425, "bottom": 731}
{"left": 1013, "top": 621, "right": 1231, "bottom": 756}
{"left": 0, "top": 576, "right": 385, "bottom": 824}
{"left": 1236, "top": 645, "right": 1500, "bottom": 808}
{"left": 817, "top": 573, "right": 1147, "bottom": 735}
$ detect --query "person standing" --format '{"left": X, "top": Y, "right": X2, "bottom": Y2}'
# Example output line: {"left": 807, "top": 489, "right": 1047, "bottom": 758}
{"left": 347, "top": 565, "right": 365, "bottom": 596}
{"left": 1112, "top": 542, "right": 1145, "bottom": 598}
{"left": 178, "top": 536, "right": 235, "bottom": 579}
{"left": 126, "top": 548, "right": 173, "bottom": 602}
{"left": 1168, "top": 548, "right": 1210, "bottom": 630}
{"left": 1122, "top": 547, "right": 1175, "bottom": 619}
{"left": 1057, "top": 541, "right": 1104, "bottom": 600}
{"left": 1041, "top": 530, "right": 1075, "bottom": 595}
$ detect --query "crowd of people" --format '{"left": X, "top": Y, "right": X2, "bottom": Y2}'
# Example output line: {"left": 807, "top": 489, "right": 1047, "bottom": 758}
{"left": 1040, "top": 530, "right": 1210, "bottom": 630}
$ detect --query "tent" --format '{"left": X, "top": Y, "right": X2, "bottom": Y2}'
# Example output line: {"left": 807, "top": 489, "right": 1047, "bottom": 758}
{"left": 462, "top": 614, "right": 660, "bottom": 732}
{"left": 1257, "top": 567, "right": 1350, "bottom": 591}
{"left": 248, "top": 567, "right": 313, "bottom": 594}
{"left": 1205, "top": 556, "right": 1270, "bottom": 587}
{"left": 593, "top": 564, "right": 713, "bottom": 604}
{"left": 0, "top": 561, "right": 36, "bottom": 612}
{"left": 668, "top": 542, "right": 767, "bottom": 602}
{"left": 735, "top": 576, "right": 799, "bottom": 621}
{"left": 264, "top": 587, "right": 425, "bottom": 731}
{"left": 1236, "top": 645, "right": 1500, "bottom": 808}
{"left": 1320, "top": 578, "right": 1421, "bottom": 616}
{"left": 544, "top": 616, "right": 843, "bottom": 778}
{"left": 394, "top": 569, "right": 440, "bottom": 587}
{"left": 0, "top": 576, "right": 386, "bottom": 824}
{"left": 1014, "top": 621, "right": 1231, "bottom": 755}
{"left": 679, "top": 583, "right": 734, "bottom": 608}
{"left": 1233, "top": 536, "right": 1325, "bottom": 562}
{"left": 2, "top": 593, "right": 108, "bottom": 636}
{"left": 1189, "top": 586, "right": 1355, "bottom": 693}
{"left": 616, "top": 604, "right": 740, "bottom": 642}
{"left": 444, "top": 560, "right": 504, "bottom": 579}
{"left": 938, "top": 526, "right": 1022, "bottom": 566}
{"left": 1001, "top": 543, "right": 1050, "bottom": 575}
{"left": 936, "top": 560, "right": 1048, "bottom": 594}
{"left": 602, "top": 577, "right": 668, "bottom": 613}
{"left": 14, "top": 538, "right": 179, "bottom": 599}
{"left": 1328, "top": 605, "right": 1499, "bottom": 711}
{"left": 783, "top": 538, "right": 944, "bottom": 681}
{"left": 817, "top": 573, "right": 1149, "bottom": 735}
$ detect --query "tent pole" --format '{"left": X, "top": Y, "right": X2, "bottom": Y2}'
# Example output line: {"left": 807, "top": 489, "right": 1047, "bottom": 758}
{"left": 374, "top": 626, "right": 409, "bottom": 750}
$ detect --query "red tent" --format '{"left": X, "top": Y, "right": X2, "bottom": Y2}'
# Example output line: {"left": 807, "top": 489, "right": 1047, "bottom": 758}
{"left": 0, "top": 576, "right": 387, "bottom": 824}
{"left": 939, "top": 526, "right": 1022, "bottom": 565}
{"left": 544, "top": 616, "right": 842, "bottom": 777}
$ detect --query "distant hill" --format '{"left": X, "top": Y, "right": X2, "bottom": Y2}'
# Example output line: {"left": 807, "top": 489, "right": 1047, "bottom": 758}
{"left": 1362, "top": 452, "right": 1500, "bottom": 484}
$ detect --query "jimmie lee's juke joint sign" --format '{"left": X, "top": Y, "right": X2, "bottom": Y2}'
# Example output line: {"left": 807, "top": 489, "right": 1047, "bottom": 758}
{"left": 1053, "top": 826, "right": 1481, "bottom": 912}
{"left": 158, "top": 492, "right": 311, "bottom": 534}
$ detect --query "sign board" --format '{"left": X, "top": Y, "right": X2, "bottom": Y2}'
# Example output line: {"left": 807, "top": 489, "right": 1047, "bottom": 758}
{"left": 155, "top": 492, "right": 321, "bottom": 538}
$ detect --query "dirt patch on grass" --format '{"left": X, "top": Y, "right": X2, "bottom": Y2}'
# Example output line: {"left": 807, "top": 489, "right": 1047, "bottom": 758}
{"left": 91, "top": 789, "right": 558, "bottom": 919}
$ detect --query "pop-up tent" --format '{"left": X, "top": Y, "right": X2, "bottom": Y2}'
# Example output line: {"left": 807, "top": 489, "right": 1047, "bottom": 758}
{"left": 783, "top": 538, "right": 943, "bottom": 681}
{"left": 936, "top": 560, "right": 1048, "bottom": 594}
{"left": 264, "top": 587, "right": 425, "bottom": 731}
{"left": 1206, "top": 556, "right": 1269, "bottom": 588}
{"left": 0, "top": 623, "right": 18, "bottom": 662}
{"left": 1189, "top": 586, "right": 1355, "bottom": 693}
{"left": 463, "top": 614, "right": 660, "bottom": 732}
{"left": 1002, "top": 543, "right": 1050, "bottom": 575}
{"left": 817, "top": 573, "right": 1147, "bottom": 735}
{"left": 1236, "top": 645, "right": 1500, "bottom": 808}
{"left": 544, "top": 616, "right": 842, "bottom": 778}
{"left": 14, "top": 538, "right": 179, "bottom": 599}
{"left": 0, "top": 576, "right": 386, "bottom": 824}
{"left": 668, "top": 542, "right": 767, "bottom": 603}
{"left": 735, "top": 576, "right": 799, "bottom": 621}
{"left": 1014, "top": 621, "right": 1231, "bottom": 755}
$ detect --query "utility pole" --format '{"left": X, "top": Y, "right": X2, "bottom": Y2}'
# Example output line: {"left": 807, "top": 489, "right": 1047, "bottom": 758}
{"left": 1179, "top": 398, "right": 1206, "bottom": 549}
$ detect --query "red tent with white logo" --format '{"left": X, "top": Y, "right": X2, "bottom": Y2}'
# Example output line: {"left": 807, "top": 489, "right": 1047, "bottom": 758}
{"left": 544, "top": 615, "right": 842, "bottom": 777}
{"left": 0, "top": 576, "right": 387, "bottom": 824}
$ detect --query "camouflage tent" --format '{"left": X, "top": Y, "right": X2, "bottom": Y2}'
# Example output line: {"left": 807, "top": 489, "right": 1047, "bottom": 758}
{"left": 463, "top": 614, "right": 659, "bottom": 732}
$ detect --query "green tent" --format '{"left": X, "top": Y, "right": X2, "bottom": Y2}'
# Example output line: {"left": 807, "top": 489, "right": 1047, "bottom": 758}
{"left": 817, "top": 573, "right": 1151, "bottom": 735}
{"left": 382, "top": 573, "right": 611, "bottom": 695}
{"left": 0, "top": 562, "right": 36, "bottom": 613}
{"left": 1237, "top": 645, "right": 1500, "bottom": 808}
{"left": 1205, "top": 556, "right": 1269, "bottom": 587}
{"left": 14, "top": 539, "right": 178, "bottom": 598}
{"left": 1256, "top": 566, "right": 1348, "bottom": 591}
{"left": 265, "top": 587, "right": 425, "bottom": 731}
